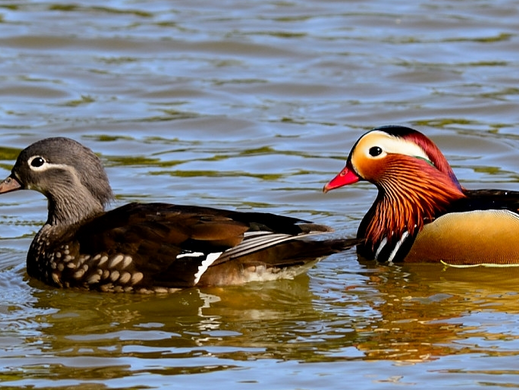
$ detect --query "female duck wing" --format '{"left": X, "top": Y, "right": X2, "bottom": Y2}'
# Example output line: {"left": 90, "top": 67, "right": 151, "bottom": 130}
{"left": 39, "top": 203, "right": 248, "bottom": 290}
{"left": 77, "top": 203, "right": 250, "bottom": 252}
{"left": 59, "top": 203, "right": 351, "bottom": 290}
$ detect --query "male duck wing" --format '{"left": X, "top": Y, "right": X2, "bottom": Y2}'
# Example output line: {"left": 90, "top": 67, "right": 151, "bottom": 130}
{"left": 457, "top": 189, "right": 519, "bottom": 213}
{"left": 404, "top": 189, "right": 519, "bottom": 264}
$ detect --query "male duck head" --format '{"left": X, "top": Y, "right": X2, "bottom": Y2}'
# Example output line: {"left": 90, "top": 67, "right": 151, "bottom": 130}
{"left": 324, "top": 125, "right": 467, "bottom": 262}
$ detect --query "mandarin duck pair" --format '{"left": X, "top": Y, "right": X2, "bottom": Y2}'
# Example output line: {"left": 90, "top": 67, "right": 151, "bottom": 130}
{"left": 0, "top": 126, "right": 516, "bottom": 293}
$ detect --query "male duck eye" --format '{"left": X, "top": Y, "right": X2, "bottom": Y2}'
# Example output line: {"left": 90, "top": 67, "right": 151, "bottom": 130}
{"left": 369, "top": 146, "right": 383, "bottom": 157}
{"left": 30, "top": 157, "right": 45, "bottom": 167}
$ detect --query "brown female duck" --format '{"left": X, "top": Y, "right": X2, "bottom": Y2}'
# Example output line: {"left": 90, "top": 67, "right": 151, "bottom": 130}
{"left": 0, "top": 137, "right": 357, "bottom": 292}
{"left": 324, "top": 125, "right": 519, "bottom": 265}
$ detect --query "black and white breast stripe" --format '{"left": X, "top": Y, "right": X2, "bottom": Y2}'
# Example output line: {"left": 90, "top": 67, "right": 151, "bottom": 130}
{"left": 373, "top": 231, "right": 412, "bottom": 263}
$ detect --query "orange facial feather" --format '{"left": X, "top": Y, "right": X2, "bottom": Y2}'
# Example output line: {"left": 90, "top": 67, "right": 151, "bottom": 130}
{"left": 363, "top": 154, "right": 465, "bottom": 249}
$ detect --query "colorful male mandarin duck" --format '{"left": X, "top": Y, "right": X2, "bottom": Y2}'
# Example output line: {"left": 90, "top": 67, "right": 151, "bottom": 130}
{"left": 323, "top": 125, "right": 519, "bottom": 265}
{"left": 0, "top": 137, "right": 358, "bottom": 293}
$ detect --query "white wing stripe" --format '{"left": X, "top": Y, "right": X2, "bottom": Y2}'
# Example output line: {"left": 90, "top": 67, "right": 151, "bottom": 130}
{"left": 243, "top": 231, "right": 276, "bottom": 237}
{"left": 177, "top": 251, "right": 204, "bottom": 259}
{"left": 194, "top": 252, "right": 223, "bottom": 285}
{"left": 225, "top": 233, "right": 296, "bottom": 258}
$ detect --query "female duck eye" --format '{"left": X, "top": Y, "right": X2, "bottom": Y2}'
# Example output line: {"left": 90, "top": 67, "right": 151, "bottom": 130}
{"left": 30, "top": 157, "right": 45, "bottom": 168}
{"left": 369, "top": 146, "right": 383, "bottom": 157}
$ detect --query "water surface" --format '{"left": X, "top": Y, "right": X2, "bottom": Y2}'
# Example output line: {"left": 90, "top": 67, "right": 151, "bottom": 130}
{"left": 1, "top": 0, "right": 519, "bottom": 389}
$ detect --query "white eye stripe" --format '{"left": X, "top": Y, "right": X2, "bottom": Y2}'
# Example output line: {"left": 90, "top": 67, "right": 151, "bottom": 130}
{"left": 28, "top": 156, "right": 71, "bottom": 172}
{"left": 361, "top": 131, "right": 431, "bottom": 162}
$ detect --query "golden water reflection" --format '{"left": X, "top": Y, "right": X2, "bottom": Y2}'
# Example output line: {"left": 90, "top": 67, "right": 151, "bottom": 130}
{"left": 351, "top": 263, "right": 519, "bottom": 362}
{"left": 8, "top": 260, "right": 517, "bottom": 370}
